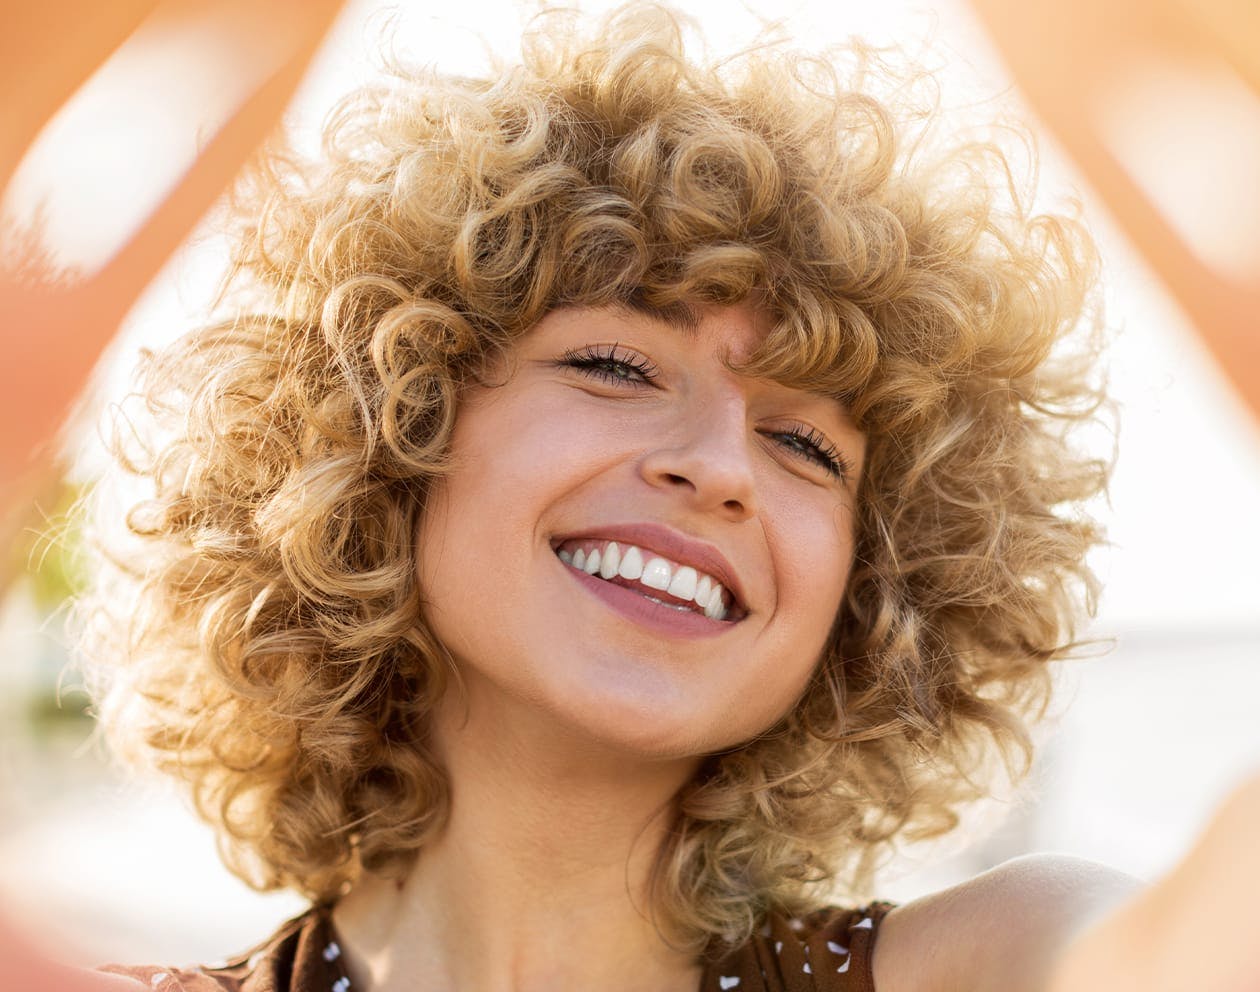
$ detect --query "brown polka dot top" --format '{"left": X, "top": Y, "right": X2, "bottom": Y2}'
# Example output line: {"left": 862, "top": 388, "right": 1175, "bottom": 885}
{"left": 101, "top": 901, "right": 893, "bottom": 992}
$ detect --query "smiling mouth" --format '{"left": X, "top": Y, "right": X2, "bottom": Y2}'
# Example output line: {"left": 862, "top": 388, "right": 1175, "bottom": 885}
{"left": 551, "top": 538, "right": 745, "bottom": 622}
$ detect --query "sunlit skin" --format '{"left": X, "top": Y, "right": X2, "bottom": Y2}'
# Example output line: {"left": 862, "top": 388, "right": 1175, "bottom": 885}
{"left": 416, "top": 303, "right": 867, "bottom": 761}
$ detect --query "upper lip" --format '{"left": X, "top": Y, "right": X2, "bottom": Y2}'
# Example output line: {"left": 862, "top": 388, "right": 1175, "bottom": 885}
{"left": 550, "top": 522, "right": 750, "bottom": 613}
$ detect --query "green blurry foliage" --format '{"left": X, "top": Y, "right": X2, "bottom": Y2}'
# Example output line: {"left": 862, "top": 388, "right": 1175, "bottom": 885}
{"left": 7, "top": 472, "right": 93, "bottom": 728}
{"left": 18, "top": 476, "right": 88, "bottom": 613}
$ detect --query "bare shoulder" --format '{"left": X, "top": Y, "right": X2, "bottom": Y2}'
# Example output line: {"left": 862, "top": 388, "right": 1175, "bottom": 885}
{"left": 872, "top": 854, "right": 1140, "bottom": 992}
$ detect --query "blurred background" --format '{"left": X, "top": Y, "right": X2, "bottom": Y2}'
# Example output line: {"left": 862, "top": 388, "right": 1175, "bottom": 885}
{"left": 1, "top": 0, "right": 1257, "bottom": 969}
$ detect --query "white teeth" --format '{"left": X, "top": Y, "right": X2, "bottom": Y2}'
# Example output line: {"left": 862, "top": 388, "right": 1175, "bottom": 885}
{"left": 618, "top": 545, "right": 644, "bottom": 581}
{"left": 556, "top": 539, "right": 738, "bottom": 621}
{"left": 695, "top": 574, "right": 713, "bottom": 610}
{"left": 667, "top": 565, "right": 697, "bottom": 600}
{"left": 640, "top": 556, "right": 672, "bottom": 591}
{"left": 599, "top": 542, "right": 621, "bottom": 579}
{"left": 704, "top": 584, "right": 727, "bottom": 621}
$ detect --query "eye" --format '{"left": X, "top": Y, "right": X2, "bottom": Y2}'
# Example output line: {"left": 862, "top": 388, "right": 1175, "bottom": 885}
{"left": 764, "top": 426, "right": 850, "bottom": 481}
{"left": 557, "top": 343, "right": 659, "bottom": 386}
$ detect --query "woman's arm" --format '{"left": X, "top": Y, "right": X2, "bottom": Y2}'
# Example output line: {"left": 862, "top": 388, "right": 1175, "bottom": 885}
{"left": 877, "top": 775, "right": 1260, "bottom": 991}
{"left": 1047, "top": 774, "right": 1260, "bottom": 992}
{"left": 874, "top": 853, "right": 1140, "bottom": 992}
{"left": 0, "top": 918, "right": 145, "bottom": 991}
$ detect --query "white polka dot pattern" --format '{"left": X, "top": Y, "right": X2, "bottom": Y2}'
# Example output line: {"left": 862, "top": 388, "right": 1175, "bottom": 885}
{"left": 829, "top": 936, "right": 851, "bottom": 973}
{"left": 702, "top": 902, "right": 893, "bottom": 990}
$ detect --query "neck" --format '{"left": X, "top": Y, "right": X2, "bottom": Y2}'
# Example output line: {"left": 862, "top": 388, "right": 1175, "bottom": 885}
{"left": 333, "top": 686, "right": 705, "bottom": 992}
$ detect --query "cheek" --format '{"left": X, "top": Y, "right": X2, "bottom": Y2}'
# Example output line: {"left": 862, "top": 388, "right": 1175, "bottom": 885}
{"left": 412, "top": 394, "right": 600, "bottom": 640}
{"left": 414, "top": 486, "right": 470, "bottom": 651}
{"left": 775, "top": 493, "right": 856, "bottom": 623}
{"left": 760, "top": 505, "right": 854, "bottom": 690}
{"left": 415, "top": 476, "right": 536, "bottom": 678}
{"left": 413, "top": 434, "right": 518, "bottom": 644}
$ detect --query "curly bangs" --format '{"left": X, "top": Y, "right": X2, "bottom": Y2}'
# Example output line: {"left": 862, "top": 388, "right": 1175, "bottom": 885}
{"left": 76, "top": 4, "right": 1109, "bottom": 953}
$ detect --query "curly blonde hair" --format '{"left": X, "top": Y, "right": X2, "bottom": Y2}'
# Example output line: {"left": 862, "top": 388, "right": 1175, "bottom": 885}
{"left": 77, "top": 4, "right": 1109, "bottom": 953}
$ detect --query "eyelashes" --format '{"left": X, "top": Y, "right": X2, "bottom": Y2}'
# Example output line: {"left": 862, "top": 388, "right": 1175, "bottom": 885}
{"left": 556, "top": 343, "right": 849, "bottom": 482}
{"left": 557, "top": 343, "right": 659, "bottom": 385}
{"left": 763, "top": 426, "right": 850, "bottom": 481}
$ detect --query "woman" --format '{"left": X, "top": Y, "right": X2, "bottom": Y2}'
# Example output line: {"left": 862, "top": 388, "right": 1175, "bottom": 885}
{"left": 75, "top": 6, "right": 1148, "bottom": 990}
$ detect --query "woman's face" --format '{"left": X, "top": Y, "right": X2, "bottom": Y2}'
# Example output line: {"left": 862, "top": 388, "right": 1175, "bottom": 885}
{"left": 416, "top": 304, "right": 866, "bottom": 758}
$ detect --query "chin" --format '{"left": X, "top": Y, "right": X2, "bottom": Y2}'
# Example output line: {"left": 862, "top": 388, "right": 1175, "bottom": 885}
{"left": 544, "top": 679, "right": 771, "bottom": 763}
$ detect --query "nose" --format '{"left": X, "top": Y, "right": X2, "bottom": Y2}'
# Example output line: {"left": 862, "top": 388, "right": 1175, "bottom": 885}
{"left": 639, "top": 394, "right": 759, "bottom": 521}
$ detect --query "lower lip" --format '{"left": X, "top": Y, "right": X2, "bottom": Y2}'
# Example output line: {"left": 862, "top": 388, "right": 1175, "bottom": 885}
{"left": 560, "top": 558, "right": 734, "bottom": 639}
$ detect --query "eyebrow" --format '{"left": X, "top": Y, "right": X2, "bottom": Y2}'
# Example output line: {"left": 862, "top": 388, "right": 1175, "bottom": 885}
{"left": 617, "top": 294, "right": 702, "bottom": 334}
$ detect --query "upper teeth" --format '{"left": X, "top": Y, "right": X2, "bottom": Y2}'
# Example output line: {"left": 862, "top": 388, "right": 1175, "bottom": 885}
{"left": 555, "top": 541, "right": 731, "bottom": 621}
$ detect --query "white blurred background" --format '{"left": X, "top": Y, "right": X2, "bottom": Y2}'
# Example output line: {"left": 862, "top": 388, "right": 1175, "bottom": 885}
{"left": 1, "top": 0, "right": 1257, "bottom": 968}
